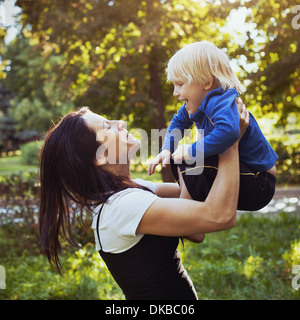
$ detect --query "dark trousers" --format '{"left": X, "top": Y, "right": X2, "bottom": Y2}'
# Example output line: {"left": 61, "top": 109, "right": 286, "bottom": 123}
{"left": 171, "top": 155, "right": 276, "bottom": 211}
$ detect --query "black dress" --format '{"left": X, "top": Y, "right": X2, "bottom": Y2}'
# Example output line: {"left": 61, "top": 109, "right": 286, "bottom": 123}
{"left": 95, "top": 206, "right": 197, "bottom": 300}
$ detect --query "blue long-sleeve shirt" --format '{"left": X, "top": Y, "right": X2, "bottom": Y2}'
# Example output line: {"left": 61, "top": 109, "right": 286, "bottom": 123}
{"left": 162, "top": 87, "right": 278, "bottom": 171}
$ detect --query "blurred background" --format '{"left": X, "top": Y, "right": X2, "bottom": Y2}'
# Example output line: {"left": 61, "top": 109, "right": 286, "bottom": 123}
{"left": 0, "top": 0, "right": 299, "bottom": 300}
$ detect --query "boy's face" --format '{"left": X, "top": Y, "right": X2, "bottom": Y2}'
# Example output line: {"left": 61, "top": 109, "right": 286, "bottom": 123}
{"left": 173, "top": 81, "right": 210, "bottom": 115}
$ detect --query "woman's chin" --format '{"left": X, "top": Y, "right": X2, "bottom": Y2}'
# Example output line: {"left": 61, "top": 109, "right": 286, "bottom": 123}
{"left": 127, "top": 139, "right": 141, "bottom": 160}
{"left": 127, "top": 134, "right": 140, "bottom": 146}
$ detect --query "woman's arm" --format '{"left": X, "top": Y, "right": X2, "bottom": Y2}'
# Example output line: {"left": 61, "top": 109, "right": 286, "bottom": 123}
{"left": 154, "top": 182, "right": 181, "bottom": 198}
{"left": 136, "top": 142, "right": 240, "bottom": 237}
{"left": 141, "top": 98, "right": 249, "bottom": 242}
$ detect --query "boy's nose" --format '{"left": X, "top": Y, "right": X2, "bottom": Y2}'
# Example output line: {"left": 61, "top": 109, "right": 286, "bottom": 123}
{"left": 173, "top": 88, "right": 179, "bottom": 97}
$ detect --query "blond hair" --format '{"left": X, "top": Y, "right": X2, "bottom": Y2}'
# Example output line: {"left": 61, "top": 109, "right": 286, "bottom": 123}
{"left": 167, "top": 41, "right": 246, "bottom": 94}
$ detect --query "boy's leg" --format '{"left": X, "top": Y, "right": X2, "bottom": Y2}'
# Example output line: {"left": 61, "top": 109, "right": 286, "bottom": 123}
{"left": 170, "top": 155, "right": 219, "bottom": 202}
{"left": 239, "top": 162, "right": 276, "bottom": 211}
{"left": 170, "top": 156, "right": 276, "bottom": 211}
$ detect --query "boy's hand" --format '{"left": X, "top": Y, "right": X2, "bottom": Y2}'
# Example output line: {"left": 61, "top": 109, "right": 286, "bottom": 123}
{"left": 148, "top": 149, "right": 172, "bottom": 175}
{"left": 172, "top": 144, "right": 192, "bottom": 163}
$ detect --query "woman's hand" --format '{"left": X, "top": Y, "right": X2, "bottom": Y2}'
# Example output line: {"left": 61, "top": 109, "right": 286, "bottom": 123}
{"left": 235, "top": 97, "right": 249, "bottom": 140}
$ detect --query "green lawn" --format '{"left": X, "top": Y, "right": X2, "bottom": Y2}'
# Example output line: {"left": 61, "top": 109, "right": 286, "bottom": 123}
{"left": 0, "top": 156, "right": 38, "bottom": 175}
{"left": 1, "top": 211, "right": 299, "bottom": 300}
{"left": 0, "top": 161, "right": 299, "bottom": 300}
{"left": 0, "top": 156, "right": 161, "bottom": 180}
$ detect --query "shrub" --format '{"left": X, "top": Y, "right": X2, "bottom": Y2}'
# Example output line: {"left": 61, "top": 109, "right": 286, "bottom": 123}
{"left": 20, "top": 141, "right": 43, "bottom": 166}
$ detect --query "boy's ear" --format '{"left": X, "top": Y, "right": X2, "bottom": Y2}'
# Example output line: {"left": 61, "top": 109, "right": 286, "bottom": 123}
{"left": 204, "top": 79, "right": 214, "bottom": 90}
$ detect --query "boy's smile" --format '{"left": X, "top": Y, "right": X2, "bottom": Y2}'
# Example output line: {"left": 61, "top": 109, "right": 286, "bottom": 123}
{"left": 173, "top": 81, "right": 212, "bottom": 115}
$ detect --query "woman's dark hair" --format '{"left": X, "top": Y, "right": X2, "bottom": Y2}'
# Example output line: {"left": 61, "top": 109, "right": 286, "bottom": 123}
{"left": 39, "top": 107, "right": 150, "bottom": 274}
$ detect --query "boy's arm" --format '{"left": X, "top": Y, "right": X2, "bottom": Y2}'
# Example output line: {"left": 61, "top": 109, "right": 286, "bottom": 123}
{"left": 188, "top": 90, "right": 240, "bottom": 159}
{"left": 149, "top": 104, "right": 193, "bottom": 175}
{"left": 162, "top": 103, "right": 194, "bottom": 153}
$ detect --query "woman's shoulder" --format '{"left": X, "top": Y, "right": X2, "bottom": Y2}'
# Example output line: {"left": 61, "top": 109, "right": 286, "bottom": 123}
{"left": 91, "top": 184, "right": 159, "bottom": 252}
{"left": 95, "top": 184, "right": 158, "bottom": 215}
{"left": 132, "top": 178, "right": 156, "bottom": 193}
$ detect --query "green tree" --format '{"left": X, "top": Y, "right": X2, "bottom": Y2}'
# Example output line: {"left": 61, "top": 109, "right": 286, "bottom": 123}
{"left": 5, "top": 36, "right": 75, "bottom": 132}
{"left": 230, "top": 0, "right": 300, "bottom": 126}
{"left": 0, "top": 85, "right": 17, "bottom": 154}
{"left": 14, "top": 0, "right": 237, "bottom": 180}
{"left": 239, "top": 0, "right": 300, "bottom": 184}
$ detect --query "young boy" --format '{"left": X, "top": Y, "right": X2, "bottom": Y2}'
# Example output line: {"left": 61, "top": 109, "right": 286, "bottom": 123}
{"left": 148, "top": 41, "right": 278, "bottom": 211}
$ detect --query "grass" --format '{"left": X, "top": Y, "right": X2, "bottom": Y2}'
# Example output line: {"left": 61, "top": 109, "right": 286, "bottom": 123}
{"left": 0, "top": 155, "right": 161, "bottom": 180}
{"left": 0, "top": 156, "right": 38, "bottom": 175}
{"left": 1, "top": 211, "right": 299, "bottom": 300}
{"left": 181, "top": 212, "right": 300, "bottom": 300}
{"left": 0, "top": 162, "right": 299, "bottom": 300}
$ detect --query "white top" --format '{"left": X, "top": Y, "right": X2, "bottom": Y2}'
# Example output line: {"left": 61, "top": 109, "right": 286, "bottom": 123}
{"left": 92, "top": 179, "right": 158, "bottom": 253}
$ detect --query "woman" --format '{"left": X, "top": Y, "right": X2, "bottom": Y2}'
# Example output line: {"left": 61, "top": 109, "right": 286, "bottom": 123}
{"left": 39, "top": 101, "right": 248, "bottom": 300}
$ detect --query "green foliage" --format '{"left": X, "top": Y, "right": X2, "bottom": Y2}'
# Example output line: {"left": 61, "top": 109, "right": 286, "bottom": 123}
{"left": 0, "top": 170, "right": 39, "bottom": 204}
{"left": 0, "top": 169, "right": 94, "bottom": 258}
{"left": 4, "top": 37, "right": 75, "bottom": 132}
{"left": 0, "top": 155, "right": 38, "bottom": 175}
{"left": 11, "top": 0, "right": 236, "bottom": 132}
{"left": 270, "top": 135, "right": 300, "bottom": 185}
{"left": 1, "top": 211, "right": 299, "bottom": 300}
{"left": 0, "top": 244, "right": 123, "bottom": 300}
{"left": 1, "top": 0, "right": 297, "bottom": 183}
{"left": 236, "top": 0, "right": 300, "bottom": 128}
{"left": 0, "top": 170, "right": 299, "bottom": 299}
{"left": 0, "top": 170, "right": 40, "bottom": 256}
{"left": 20, "top": 141, "right": 42, "bottom": 166}
{"left": 181, "top": 212, "right": 300, "bottom": 300}
{"left": 283, "top": 239, "right": 300, "bottom": 269}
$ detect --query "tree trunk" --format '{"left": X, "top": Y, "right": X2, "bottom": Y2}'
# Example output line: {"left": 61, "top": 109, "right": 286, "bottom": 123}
{"left": 148, "top": 47, "right": 174, "bottom": 182}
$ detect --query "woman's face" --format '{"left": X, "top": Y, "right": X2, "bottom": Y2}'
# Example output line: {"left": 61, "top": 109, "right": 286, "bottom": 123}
{"left": 82, "top": 110, "right": 140, "bottom": 165}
